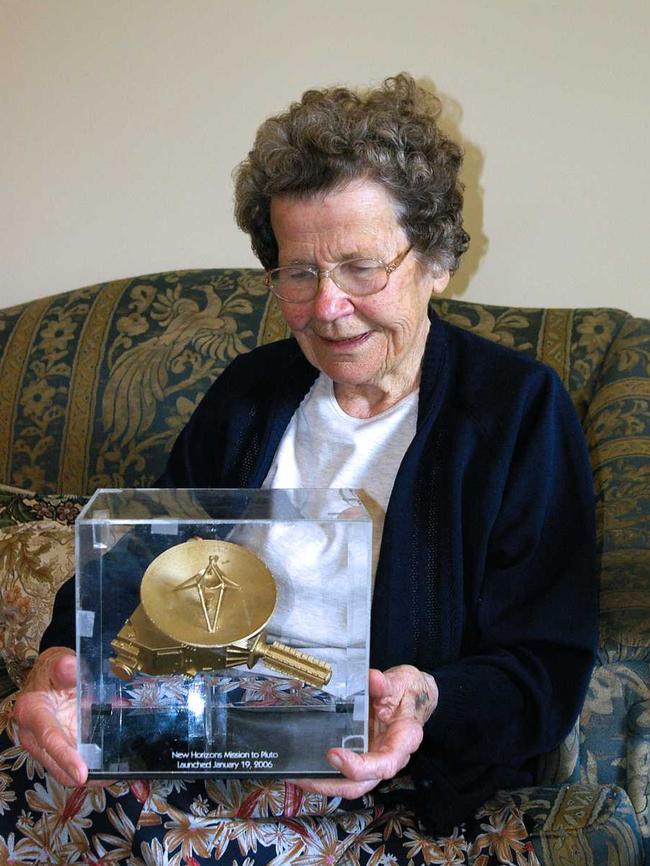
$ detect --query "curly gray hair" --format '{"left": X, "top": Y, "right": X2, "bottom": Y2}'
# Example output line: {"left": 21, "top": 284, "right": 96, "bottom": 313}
{"left": 234, "top": 73, "right": 469, "bottom": 274}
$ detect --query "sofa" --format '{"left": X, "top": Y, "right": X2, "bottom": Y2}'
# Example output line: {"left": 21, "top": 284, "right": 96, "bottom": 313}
{"left": 0, "top": 268, "right": 648, "bottom": 864}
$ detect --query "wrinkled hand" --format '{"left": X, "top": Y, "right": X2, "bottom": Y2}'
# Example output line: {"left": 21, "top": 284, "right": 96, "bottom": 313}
{"left": 12, "top": 647, "right": 88, "bottom": 787}
{"left": 296, "top": 665, "right": 438, "bottom": 798}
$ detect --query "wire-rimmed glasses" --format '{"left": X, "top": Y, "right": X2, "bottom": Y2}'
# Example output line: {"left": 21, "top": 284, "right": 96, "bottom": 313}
{"left": 265, "top": 246, "right": 412, "bottom": 303}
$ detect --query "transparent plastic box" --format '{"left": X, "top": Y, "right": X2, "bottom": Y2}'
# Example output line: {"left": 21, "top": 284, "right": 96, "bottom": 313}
{"left": 76, "top": 488, "right": 371, "bottom": 778}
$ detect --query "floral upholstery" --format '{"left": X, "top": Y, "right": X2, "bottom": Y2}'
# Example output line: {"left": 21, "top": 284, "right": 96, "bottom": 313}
{"left": 0, "top": 270, "right": 648, "bottom": 865}
{"left": 0, "top": 488, "right": 86, "bottom": 694}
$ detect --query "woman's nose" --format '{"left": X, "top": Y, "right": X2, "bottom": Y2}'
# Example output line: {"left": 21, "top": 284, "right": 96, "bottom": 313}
{"left": 311, "top": 275, "right": 354, "bottom": 321}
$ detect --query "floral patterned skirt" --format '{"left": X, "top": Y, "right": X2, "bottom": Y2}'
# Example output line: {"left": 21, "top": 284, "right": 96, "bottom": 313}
{"left": 0, "top": 694, "right": 540, "bottom": 866}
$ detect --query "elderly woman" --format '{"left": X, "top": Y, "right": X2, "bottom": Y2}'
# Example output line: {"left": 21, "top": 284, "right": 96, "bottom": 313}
{"left": 10, "top": 74, "right": 596, "bottom": 863}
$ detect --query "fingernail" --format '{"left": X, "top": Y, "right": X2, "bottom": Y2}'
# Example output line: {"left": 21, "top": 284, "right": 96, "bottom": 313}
{"left": 328, "top": 753, "right": 343, "bottom": 770}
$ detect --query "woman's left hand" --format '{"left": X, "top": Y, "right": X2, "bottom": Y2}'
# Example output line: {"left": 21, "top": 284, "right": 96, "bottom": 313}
{"left": 295, "top": 665, "right": 438, "bottom": 798}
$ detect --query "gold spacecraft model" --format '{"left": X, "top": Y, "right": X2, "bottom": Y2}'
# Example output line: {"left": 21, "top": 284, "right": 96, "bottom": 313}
{"left": 110, "top": 538, "right": 332, "bottom": 688}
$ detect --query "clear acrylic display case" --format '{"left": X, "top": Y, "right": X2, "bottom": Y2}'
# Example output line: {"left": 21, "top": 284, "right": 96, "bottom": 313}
{"left": 76, "top": 488, "right": 371, "bottom": 778}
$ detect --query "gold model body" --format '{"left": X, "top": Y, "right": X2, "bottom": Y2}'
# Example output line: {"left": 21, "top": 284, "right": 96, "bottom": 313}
{"left": 110, "top": 538, "right": 332, "bottom": 688}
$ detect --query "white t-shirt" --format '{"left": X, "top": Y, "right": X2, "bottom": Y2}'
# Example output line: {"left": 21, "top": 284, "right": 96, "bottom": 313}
{"left": 231, "top": 373, "right": 417, "bottom": 691}
{"left": 263, "top": 373, "right": 418, "bottom": 578}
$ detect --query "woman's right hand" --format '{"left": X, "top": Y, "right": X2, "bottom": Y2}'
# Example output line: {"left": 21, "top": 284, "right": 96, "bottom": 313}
{"left": 12, "top": 646, "right": 88, "bottom": 787}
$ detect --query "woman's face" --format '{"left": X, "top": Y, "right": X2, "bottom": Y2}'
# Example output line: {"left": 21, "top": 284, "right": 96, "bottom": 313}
{"left": 270, "top": 179, "right": 449, "bottom": 399}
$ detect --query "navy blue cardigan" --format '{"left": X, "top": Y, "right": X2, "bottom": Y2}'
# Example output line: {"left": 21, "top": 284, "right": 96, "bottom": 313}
{"left": 157, "top": 308, "right": 598, "bottom": 827}
{"left": 44, "top": 308, "right": 597, "bottom": 833}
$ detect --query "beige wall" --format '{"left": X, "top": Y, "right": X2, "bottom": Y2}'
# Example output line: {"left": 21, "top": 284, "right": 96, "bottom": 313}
{"left": 2, "top": 0, "right": 649, "bottom": 317}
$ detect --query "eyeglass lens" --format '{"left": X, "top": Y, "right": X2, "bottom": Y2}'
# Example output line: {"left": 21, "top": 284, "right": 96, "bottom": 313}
{"left": 269, "top": 259, "right": 388, "bottom": 300}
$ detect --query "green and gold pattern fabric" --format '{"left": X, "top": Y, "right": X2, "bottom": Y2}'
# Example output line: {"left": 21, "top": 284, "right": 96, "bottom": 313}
{"left": 579, "top": 313, "right": 650, "bottom": 855}
{"left": 0, "top": 270, "right": 648, "bottom": 865}
{"left": 511, "top": 784, "right": 644, "bottom": 865}
{"left": 0, "top": 271, "right": 289, "bottom": 495}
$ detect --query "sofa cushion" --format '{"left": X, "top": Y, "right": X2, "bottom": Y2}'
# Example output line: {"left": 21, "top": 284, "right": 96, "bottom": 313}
{"left": 511, "top": 784, "right": 644, "bottom": 866}
{"left": 0, "top": 486, "right": 85, "bottom": 529}
{"left": 0, "top": 489, "right": 86, "bottom": 691}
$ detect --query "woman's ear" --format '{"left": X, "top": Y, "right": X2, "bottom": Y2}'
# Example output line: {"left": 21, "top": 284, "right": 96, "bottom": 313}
{"left": 431, "top": 270, "right": 450, "bottom": 295}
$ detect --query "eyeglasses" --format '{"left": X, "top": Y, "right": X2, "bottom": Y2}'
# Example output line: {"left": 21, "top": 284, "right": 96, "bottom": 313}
{"left": 264, "top": 246, "right": 412, "bottom": 303}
